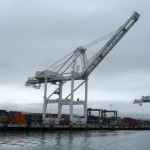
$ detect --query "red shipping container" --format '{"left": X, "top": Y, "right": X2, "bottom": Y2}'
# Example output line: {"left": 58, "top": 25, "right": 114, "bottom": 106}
{"left": 121, "top": 118, "right": 139, "bottom": 127}
{"left": 52, "top": 114, "right": 58, "bottom": 118}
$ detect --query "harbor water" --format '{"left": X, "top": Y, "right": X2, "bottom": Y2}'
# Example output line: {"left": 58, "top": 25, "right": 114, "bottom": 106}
{"left": 0, "top": 130, "right": 150, "bottom": 150}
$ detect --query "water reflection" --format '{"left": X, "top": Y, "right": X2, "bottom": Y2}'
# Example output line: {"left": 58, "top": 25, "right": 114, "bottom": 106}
{"left": 0, "top": 131, "right": 150, "bottom": 150}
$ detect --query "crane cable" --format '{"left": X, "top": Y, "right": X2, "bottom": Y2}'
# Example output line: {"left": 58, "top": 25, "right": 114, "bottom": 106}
{"left": 83, "top": 30, "right": 116, "bottom": 49}
{"left": 46, "top": 51, "right": 74, "bottom": 70}
{"left": 46, "top": 30, "right": 117, "bottom": 72}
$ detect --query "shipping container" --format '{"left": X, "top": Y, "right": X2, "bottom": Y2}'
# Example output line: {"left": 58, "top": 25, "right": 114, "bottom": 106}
{"left": 87, "top": 115, "right": 100, "bottom": 124}
{"left": 26, "top": 113, "right": 42, "bottom": 125}
{"left": 59, "top": 117, "right": 70, "bottom": 125}
{"left": 0, "top": 111, "right": 8, "bottom": 123}
{"left": 52, "top": 114, "right": 58, "bottom": 118}
{"left": 7, "top": 112, "right": 27, "bottom": 124}
{"left": 121, "top": 118, "right": 140, "bottom": 127}
{"left": 0, "top": 110, "right": 7, "bottom": 113}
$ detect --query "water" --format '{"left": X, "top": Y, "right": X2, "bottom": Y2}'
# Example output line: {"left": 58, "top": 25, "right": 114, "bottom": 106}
{"left": 0, "top": 130, "right": 150, "bottom": 150}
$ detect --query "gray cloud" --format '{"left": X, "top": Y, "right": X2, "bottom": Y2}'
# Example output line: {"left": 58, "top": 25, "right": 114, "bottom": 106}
{"left": 0, "top": 0, "right": 150, "bottom": 115}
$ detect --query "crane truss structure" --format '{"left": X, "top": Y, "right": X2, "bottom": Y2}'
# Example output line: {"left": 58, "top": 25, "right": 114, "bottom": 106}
{"left": 25, "top": 12, "right": 140, "bottom": 124}
{"left": 134, "top": 96, "right": 150, "bottom": 106}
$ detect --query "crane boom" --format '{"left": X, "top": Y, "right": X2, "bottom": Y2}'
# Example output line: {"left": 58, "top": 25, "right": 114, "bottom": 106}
{"left": 134, "top": 96, "right": 150, "bottom": 106}
{"left": 81, "top": 12, "right": 140, "bottom": 79}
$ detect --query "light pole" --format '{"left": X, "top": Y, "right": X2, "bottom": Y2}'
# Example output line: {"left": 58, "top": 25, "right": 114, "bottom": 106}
{"left": 110, "top": 104, "right": 112, "bottom": 110}
{"left": 142, "top": 108, "right": 144, "bottom": 127}
{"left": 135, "top": 113, "right": 137, "bottom": 120}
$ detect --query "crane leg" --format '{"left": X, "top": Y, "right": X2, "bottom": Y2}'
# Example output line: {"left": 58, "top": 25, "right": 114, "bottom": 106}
{"left": 70, "top": 76, "right": 74, "bottom": 123}
{"left": 42, "top": 77, "right": 47, "bottom": 122}
{"left": 58, "top": 103, "right": 62, "bottom": 121}
{"left": 84, "top": 78, "right": 88, "bottom": 122}
{"left": 58, "top": 81, "right": 63, "bottom": 121}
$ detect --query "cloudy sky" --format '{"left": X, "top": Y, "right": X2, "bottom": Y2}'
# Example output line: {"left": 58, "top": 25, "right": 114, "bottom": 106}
{"left": 0, "top": 0, "right": 150, "bottom": 118}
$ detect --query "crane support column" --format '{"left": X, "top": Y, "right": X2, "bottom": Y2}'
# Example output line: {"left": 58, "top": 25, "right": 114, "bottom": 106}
{"left": 58, "top": 103, "right": 62, "bottom": 120}
{"left": 70, "top": 74, "right": 74, "bottom": 123}
{"left": 84, "top": 78, "right": 88, "bottom": 121}
{"left": 58, "top": 81, "right": 63, "bottom": 120}
{"left": 42, "top": 77, "right": 48, "bottom": 121}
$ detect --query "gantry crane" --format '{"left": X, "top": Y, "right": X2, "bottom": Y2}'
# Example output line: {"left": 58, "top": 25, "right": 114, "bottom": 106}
{"left": 25, "top": 12, "right": 140, "bottom": 124}
{"left": 134, "top": 96, "right": 150, "bottom": 106}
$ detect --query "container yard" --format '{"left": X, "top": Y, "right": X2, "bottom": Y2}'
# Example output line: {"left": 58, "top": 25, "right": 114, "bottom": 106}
{"left": 1, "top": 108, "right": 150, "bottom": 132}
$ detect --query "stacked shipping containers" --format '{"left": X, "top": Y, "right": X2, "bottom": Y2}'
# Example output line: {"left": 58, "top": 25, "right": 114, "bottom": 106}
{"left": 44, "top": 114, "right": 59, "bottom": 125}
{"left": 87, "top": 115, "right": 100, "bottom": 124}
{"left": 0, "top": 110, "right": 8, "bottom": 124}
{"left": 9, "top": 111, "right": 27, "bottom": 124}
{"left": 60, "top": 114, "right": 70, "bottom": 125}
{"left": 121, "top": 118, "right": 140, "bottom": 127}
{"left": 26, "top": 113, "right": 42, "bottom": 125}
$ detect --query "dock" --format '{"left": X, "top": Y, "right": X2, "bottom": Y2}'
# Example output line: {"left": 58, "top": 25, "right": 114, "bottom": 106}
{"left": 1, "top": 124, "right": 150, "bottom": 132}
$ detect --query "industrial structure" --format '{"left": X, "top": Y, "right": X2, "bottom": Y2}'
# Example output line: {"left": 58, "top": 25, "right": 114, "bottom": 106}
{"left": 25, "top": 12, "right": 140, "bottom": 124}
{"left": 134, "top": 96, "right": 150, "bottom": 106}
{"left": 87, "top": 108, "right": 117, "bottom": 124}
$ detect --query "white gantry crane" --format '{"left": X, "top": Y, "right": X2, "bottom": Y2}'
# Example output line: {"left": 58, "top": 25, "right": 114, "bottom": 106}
{"left": 134, "top": 96, "right": 150, "bottom": 106}
{"left": 25, "top": 12, "right": 140, "bottom": 124}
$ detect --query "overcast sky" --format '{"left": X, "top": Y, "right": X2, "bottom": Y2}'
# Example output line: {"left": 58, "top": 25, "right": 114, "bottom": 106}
{"left": 0, "top": 0, "right": 150, "bottom": 118}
